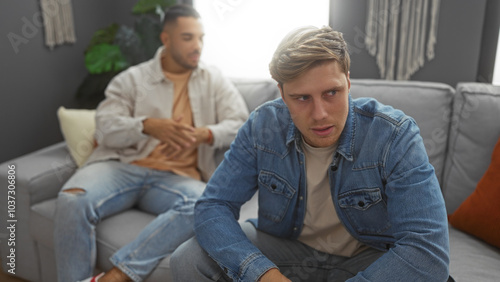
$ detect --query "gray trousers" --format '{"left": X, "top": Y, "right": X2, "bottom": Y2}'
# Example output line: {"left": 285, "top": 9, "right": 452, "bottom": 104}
{"left": 170, "top": 222, "right": 385, "bottom": 282}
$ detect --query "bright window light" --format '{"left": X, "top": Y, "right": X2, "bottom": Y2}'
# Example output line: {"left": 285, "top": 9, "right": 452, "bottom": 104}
{"left": 493, "top": 29, "right": 500, "bottom": 86}
{"left": 194, "top": 0, "right": 330, "bottom": 79}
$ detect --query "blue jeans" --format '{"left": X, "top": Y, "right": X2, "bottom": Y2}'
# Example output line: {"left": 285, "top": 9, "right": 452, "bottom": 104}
{"left": 54, "top": 160, "right": 205, "bottom": 282}
{"left": 171, "top": 222, "right": 385, "bottom": 282}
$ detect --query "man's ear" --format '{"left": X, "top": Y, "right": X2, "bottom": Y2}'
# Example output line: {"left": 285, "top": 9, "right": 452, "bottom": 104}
{"left": 278, "top": 83, "right": 285, "bottom": 100}
{"left": 160, "top": 31, "right": 169, "bottom": 47}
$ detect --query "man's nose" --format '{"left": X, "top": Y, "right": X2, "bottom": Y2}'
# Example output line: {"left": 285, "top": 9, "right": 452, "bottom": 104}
{"left": 195, "top": 38, "right": 203, "bottom": 51}
{"left": 311, "top": 99, "right": 329, "bottom": 120}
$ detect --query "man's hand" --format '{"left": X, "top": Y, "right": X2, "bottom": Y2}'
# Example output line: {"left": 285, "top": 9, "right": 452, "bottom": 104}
{"left": 259, "top": 269, "right": 291, "bottom": 282}
{"left": 162, "top": 127, "right": 212, "bottom": 159}
{"left": 142, "top": 117, "right": 196, "bottom": 151}
{"left": 143, "top": 117, "right": 213, "bottom": 159}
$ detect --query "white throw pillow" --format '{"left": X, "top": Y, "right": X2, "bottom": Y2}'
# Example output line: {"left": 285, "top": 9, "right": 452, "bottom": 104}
{"left": 57, "top": 106, "right": 96, "bottom": 167}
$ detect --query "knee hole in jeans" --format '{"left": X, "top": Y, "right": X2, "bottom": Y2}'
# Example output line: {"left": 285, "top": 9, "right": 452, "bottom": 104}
{"left": 63, "top": 188, "right": 86, "bottom": 194}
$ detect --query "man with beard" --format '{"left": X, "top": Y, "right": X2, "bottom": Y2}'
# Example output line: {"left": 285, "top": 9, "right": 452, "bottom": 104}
{"left": 53, "top": 4, "right": 248, "bottom": 282}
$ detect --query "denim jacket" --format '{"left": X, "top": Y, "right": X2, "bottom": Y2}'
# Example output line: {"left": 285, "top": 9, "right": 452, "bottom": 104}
{"left": 195, "top": 96, "right": 450, "bottom": 282}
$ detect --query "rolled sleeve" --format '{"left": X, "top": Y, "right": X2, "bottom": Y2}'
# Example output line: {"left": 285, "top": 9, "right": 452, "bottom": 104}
{"left": 234, "top": 254, "right": 276, "bottom": 282}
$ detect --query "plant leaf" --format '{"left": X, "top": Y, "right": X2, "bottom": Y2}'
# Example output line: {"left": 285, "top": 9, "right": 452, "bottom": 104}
{"left": 85, "top": 43, "right": 129, "bottom": 74}
{"left": 85, "top": 23, "right": 120, "bottom": 54}
{"left": 132, "top": 0, "right": 176, "bottom": 14}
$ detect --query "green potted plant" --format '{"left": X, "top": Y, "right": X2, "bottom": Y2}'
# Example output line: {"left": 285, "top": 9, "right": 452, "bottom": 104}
{"left": 76, "top": 0, "right": 176, "bottom": 109}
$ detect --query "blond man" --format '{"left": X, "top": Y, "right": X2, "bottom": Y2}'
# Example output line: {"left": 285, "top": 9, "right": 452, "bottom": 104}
{"left": 171, "top": 26, "right": 450, "bottom": 282}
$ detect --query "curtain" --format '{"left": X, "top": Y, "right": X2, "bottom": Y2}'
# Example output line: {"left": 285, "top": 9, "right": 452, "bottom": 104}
{"left": 40, "top": 0, "right": 76, "bottom": 49}
{"left": 364, "top": 0, "right": 441, "bottom": 80}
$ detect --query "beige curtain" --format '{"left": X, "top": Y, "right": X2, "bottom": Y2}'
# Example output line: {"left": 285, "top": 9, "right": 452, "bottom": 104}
{"left": 365, "top": 0, "right": 441, "bottom": 80}
{"left": 40, "top": 0, "right": 76, "bottom": 49}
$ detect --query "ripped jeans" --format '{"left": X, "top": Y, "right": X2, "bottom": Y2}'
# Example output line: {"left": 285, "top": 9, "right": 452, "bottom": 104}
{"left": 53, "top": 160, "right": 205, "bottom": 282}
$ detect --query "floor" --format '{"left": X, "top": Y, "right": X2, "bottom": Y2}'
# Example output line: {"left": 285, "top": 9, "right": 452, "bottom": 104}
{"left": 0, "top": 258, "right": 27, "bottom": 282}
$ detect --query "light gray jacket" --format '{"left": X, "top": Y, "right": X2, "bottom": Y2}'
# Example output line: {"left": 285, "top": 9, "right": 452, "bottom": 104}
{"left": 86, "top": 47, "right": 249, "bottom": 181}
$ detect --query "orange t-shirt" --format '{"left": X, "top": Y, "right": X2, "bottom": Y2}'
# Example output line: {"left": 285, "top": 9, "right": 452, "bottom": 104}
{"left": 133, "top": 70, "right": 201, "bottom": 180}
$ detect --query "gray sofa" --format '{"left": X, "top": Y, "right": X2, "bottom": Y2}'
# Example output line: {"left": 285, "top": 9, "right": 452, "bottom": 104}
{"left": 1, "top": 79, "right": 499, "bottom": 282}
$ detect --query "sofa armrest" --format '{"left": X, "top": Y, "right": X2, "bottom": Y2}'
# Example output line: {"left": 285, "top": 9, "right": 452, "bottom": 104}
{"left": 0, "top": 142, "right": 77, "bottom": 206}
{"left": 0, "top": 142, "right": 76, "bottom": 281}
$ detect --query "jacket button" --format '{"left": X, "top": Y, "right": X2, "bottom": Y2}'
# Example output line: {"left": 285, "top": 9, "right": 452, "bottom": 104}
{"left": 358, "top": 201, "right": 365, "bottom": 207}
{"left": 271, "top": 184, "right": 277, "bottom": 190}
{"left": 331, "top": 166, "right": 338, "bottom": 171}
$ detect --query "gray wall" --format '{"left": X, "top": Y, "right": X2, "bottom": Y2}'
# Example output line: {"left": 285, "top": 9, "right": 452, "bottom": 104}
{"left": 1, "top": 0, "right": 496, "bottom": 163}
{"left": 330, "top": 0, "right": 488, "bottom": 87}
{"left": 0, "top": 1, "right": 137, "bottom": 163}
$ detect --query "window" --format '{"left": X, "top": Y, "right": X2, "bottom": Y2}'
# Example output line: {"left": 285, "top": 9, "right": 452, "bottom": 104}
{"left": 194, "top": 0, "right": 330, "bottom": 79}
{"left": 493, "top": 29, "right": 500, "bottom": 86}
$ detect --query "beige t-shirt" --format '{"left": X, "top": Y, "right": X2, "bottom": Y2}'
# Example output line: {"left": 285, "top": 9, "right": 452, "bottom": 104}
{"left": 132, "top": 70, "right": 201, "bottom": 180}
{"left": 298, "top": 139, "right": 367, "bottom": 257}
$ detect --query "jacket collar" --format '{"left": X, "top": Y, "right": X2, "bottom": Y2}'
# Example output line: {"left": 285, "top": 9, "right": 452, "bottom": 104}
{"left": 285, "top": 94, "right": 355, "bottom": 161}
{"left": 148, "top": 46, "right": 205, "bottom": 84}
{"left": 336, "top": 94, "right": 355, "bottom": 161}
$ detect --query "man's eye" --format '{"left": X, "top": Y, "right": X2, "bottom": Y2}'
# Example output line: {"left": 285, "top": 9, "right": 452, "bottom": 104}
{"left": 326, "top": 90, "right": 337, "bottom": 96}
{"left": 182, "top": 36, "right": 192, "bottom": 41}
{"left": 297, "top": 96, "right": 310, "bottom": 101}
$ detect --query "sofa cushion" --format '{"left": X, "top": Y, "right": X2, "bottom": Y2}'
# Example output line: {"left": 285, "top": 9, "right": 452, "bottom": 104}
{"left": 230, "top": 78, "right": 281, "bottom": 112}
{"left": 57, "top": 107, "right": 96, "bottom": 167}
{"left": 448, "top": 136, "right": 500, "bottom": 248}
{"left": 212, "top": 78, "right": 281, "bottom": 165}
{"left": 30, "top": 199, "right": 56, "bottom": 249}
{"left": 30, "top": 191, "right": 259, "bottom": 281}
{"left": 448, "top": 225, "right": 500, "bottom": 281}
{"left": 443, "top": 83, "right": 500, "bottom": 214}
{"left": 350, "top": 79, "right": 455, "bottom": 187}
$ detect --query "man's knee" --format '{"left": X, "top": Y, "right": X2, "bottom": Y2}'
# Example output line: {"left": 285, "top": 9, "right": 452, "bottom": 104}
{"left": 57, "top": 187, "right": 88, "bottom": 211}
{"left": 171, "top": 237, "right": 215, "bottom": 280}
{"left": 171, "top": 238, "right": 198, "bottom": 267}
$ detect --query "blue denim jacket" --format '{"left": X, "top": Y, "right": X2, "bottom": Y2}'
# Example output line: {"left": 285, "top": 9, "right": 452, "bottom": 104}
{"left": 195, "top": 96, "right": 450, "bottom": 282}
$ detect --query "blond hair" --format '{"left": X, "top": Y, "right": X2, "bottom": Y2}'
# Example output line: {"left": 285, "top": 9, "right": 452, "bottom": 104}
{"left": 269, "top": 26, "right": 350, "bottom": 85}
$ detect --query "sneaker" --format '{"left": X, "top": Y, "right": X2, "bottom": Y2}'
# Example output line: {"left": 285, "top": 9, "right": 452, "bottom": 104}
{"left": 78, "top": 272, "right": 105, "bottom": 282}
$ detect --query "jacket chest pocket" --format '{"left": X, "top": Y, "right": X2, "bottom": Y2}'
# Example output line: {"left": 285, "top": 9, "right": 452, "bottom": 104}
{"left": 338, "top": 188, "right": 391, "bottom": 235}
{"left": 258, "top": 170, "right": 296, "bottom": 223}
